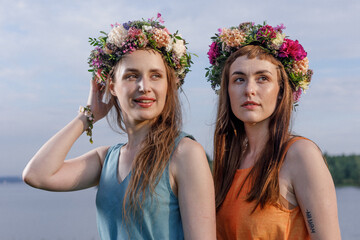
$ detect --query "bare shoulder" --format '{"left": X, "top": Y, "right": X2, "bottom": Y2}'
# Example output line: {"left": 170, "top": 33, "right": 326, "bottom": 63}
{"left": 94, "top": 146, "right": 111, "bottom": 165}
{"left": 285, "top": 138, "right": 324, "bottom": 166}
{"left": 175, "top": 137, "right": 205, "bottom": 155}
{"left": 283, "top": 138, "right": 328, "bottom": 182}
{"left": 172, "top": 137, "right": 207, "bottom": 166}
{"left": 170, "top": 136, "right": 210, "bottom": 180}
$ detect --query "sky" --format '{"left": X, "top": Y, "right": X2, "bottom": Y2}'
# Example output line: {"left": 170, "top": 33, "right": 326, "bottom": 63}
{"left": 0, "top": 0, "right": 359, "bottom": 175}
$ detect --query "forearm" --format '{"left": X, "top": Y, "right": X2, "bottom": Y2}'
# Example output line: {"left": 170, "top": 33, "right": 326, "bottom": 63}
{"left": 23, "top": 114, "right": 89, "bottom": 188}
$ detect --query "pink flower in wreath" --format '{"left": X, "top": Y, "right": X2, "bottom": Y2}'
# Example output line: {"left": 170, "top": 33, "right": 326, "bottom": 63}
{"left": 157, "top": 13, "right": 165, "bottom": 24}
{"left": 207, "top": 42, "right": 220, "bottom": 65}
{"left": 293, "top": 88, "right": 302, "bottom": 102}
{"left": 220, "top": 28, "right": 246, "bottom": 47}
{"left": 127, "top": 27, "right": 147, "bottom": 46}
{"left": 256, "top": 25, "right": 276, "bottom": 41}
{"left": 274, "top": 23, "right": 286, "bottom": 33}
{"left": 127, "top": 27, "right": 142, "bottom": 39}
{"left": 279, "top": 39, "right": 307, "bottom": 61}
{"left": 292, "top": 57, "right": 309, "bottom": 75}
{"left": 151, "top": 28, "right": 171, "bottom": 48}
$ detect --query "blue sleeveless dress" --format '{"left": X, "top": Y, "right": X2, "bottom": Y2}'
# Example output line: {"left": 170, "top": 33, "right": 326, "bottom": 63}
{"left": 96, "top": 132, "right": 193, "bottom": 239}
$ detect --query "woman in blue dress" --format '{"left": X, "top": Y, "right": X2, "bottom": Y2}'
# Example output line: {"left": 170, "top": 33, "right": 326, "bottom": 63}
{"left": 23, "top": 14, "right": 215, "bottom": 240}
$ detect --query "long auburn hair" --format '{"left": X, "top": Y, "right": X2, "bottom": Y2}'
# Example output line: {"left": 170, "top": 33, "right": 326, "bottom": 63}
{"left": 106, "top": 49, "right": 181, "bottom": 217}
{"left": 213, "top": 45, "right": 295, "bottom": 211}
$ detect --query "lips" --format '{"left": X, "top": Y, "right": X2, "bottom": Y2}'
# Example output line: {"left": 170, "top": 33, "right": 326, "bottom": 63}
{"left": 241, "top": 101, "right": 260, "bottom": 109}
{"left": 133, "top": 96, "right": 156, "bottom": 108}
{"left": 242, "top": 101, "right": 260, "bottom": 106}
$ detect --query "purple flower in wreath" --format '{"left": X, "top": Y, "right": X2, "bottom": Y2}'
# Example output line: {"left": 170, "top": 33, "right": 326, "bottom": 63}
{"left": 279, "top": 39, "right": 307, "bottom": 61}
{"left": 92, "top": 58, "right": 102, "bottom": 68}
{"left": 122, "top": 21, "right": 132, "bottom": 30}
{"left": 207, "top": 42, "right": 220, "bottom": 65}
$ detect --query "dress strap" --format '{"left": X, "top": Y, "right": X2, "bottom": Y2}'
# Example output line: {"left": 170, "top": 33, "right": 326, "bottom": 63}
{"left": 280, "top": 136, "right": 309, "bottom": 163}
{"left": 170, "top": 131, "right": 195, "bottom": 159}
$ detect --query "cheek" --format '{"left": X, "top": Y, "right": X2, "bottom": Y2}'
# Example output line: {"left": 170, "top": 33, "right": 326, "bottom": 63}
{"left": 228, "top": 85, "right": 241, "bottom": 105}
{"left": 227, "top": 88, "right": 241, "bottom": 118}
{"left": 157, "top": 82, "right": 168, "bottom": 100}
{"left": 158, "top": 82, "right": 169, "bottom": 112}
{"left": 264, "top": 85, "right": 280, "bottom": 106}
{"left": 114, "top": 84, "right": 133, "bottom": 105}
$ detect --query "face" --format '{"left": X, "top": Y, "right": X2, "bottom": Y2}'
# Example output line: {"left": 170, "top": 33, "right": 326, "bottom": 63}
{"left": 110, "top": 50, "right": 168, "bottom": 125}
{"left": 228, "top": 55, "right": 280, "bottom": 126}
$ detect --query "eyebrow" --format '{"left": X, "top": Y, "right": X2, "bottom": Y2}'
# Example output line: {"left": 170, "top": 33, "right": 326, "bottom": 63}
{"left": 123, "top": 68, "right": 165, "bottom": 73}
{"left": 123, "top": 68, "right": 140, "bottom": 73}
{"left": 149, "top": 68, "right": 165, "bottom": 74}
{"left": 231, "top": 70, "right": 273, "bottom": 76}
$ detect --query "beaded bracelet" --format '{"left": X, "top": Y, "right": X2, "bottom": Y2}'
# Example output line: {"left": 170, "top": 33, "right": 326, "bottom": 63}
{"left": 78, "top": 105, "right": 94, "bottom": 144}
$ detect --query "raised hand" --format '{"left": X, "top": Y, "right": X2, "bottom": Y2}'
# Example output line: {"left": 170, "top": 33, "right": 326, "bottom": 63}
{"left": 22, "top": 73, "right": 113, "bottom": 191}
{"left": 87, "top": 74, "right": 113, "bottom": 123}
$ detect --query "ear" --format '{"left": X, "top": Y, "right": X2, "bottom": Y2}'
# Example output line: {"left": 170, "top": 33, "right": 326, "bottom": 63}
{"left": 109, "top": 78, "right": 116, "bottom": 96}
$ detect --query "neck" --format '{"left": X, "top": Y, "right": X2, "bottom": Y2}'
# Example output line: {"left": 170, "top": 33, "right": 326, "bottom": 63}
{"left": 243, "top": 120, "right": 270, "bottom": 165}
{"left": 125, "top": 124, "right": 150, "bottom": 150}
{"left": 124, "top": 118, "right": 153, "bottom": 151}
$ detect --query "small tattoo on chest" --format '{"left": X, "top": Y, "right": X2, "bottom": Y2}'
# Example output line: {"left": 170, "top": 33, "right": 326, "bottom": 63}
{"left": 305, "top": 209, "right": 316, "bottom": 233}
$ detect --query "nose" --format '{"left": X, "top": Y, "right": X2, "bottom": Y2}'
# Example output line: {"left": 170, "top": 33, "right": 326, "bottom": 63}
{"left": 138, "top": 76, "right": 151, "bottom": 93}
{"left": 244, "top": 79, "right": 256, "bottom": 96}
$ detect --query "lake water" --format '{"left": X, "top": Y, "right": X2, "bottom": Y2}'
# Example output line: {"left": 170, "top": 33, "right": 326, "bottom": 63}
{"left": 0, "top": 184, "right": 359, "bottom": 239}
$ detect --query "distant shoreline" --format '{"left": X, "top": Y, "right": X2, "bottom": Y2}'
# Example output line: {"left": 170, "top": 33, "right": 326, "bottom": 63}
{"left": 0, "top": 176, "right": 23, "bottom": 184}
{"left": 1, "top": 174, "right": 360, "bottom": 187}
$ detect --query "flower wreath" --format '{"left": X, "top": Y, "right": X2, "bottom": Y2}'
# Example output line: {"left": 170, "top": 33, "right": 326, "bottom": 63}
{"left": 88, "top": 13, "right": 193, "bottom": 87}
{"left": 205, "top": 22, "right": 313, "bottom": 102}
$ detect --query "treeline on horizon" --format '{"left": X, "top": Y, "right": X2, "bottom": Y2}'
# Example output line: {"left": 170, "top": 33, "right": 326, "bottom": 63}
{"left": 325, "top": 154, "right": 360, "bottom": 187}
{"left": 206, "top": 153, "right": 360, "bottom": 187}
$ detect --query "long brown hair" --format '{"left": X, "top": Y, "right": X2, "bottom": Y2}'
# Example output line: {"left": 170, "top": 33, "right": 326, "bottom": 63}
{"left": 213, "top": 45, "right": 294, "bottom": 211}
{"left": 106, "top": 49, "right": 181, "bottom": 216}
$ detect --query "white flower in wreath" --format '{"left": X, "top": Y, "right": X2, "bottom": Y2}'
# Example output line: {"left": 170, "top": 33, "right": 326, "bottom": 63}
{"left": 299, "top": 80, "right": 310, "bottom": 92}
{"left": 107, "top": 25, "right": 128, "bottom": 47}
{"left": 272, "top": 33, "right": 286, "bottom": 49}
{"left": 142, "top": 25, "right": 153, "bottom": 32}
{"left": 177, "top": 67, "right": 185, "bottom": 75}
{"left": 166, "top": 37, "right": 174, "bottom": 52}
{"left": 172, "top": 39, "right": 186, "bottom": 58}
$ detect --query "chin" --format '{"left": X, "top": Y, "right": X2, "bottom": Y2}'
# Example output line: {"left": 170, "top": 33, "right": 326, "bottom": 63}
{"left": 136, "top": 112, "right": 161, "bottom": 121}
{"left": 241, "top": 119, "right": 259, "bottom": 124}
{"left": 236, "top": 114, "right": 259, "bottom": 124}
{"left": 242, "top": 116, "right": 271, "bottom": 126}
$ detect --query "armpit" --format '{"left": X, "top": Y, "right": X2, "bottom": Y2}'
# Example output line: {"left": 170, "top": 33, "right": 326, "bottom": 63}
{"left": 279, "top": 179, "right": 298, "bottom": 210}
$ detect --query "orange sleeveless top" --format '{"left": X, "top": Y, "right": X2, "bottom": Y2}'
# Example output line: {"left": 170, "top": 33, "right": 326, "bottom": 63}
{"left": 216, "top": 137, "right": 310, "bottom": 240}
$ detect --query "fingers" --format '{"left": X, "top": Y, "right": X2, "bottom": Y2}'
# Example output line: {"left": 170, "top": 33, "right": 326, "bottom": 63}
{"left": 86, "top": 72, "right": 114, "bottom": 122}
{"left": 91, "top": 74, "right": 100, "bottom": 91}
{"left": 87, "top": 75, "right": 101, "bottom": 106}
{"left": 106, "top": 98, "right": 114, "bottom": 112}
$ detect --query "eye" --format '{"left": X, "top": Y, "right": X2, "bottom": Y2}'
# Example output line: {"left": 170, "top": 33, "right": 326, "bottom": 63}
{"left": 151, "top": 73, "right": 162, "bottom": 80}
{"left": 125, "top": 74, "right": 138, "bottom": 80}
{"left": 257, "top": 76, "right": 269, "bottom": 82}
{"left": 234, "top": 77, "right": 245, "bottom": 83}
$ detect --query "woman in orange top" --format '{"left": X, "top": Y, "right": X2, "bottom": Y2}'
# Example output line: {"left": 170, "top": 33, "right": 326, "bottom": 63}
{"left": 206, "top": 22, "right": 341, "bottom": 239}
